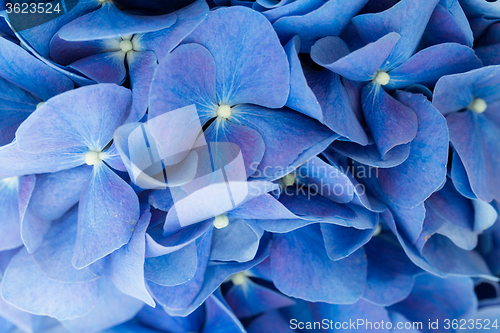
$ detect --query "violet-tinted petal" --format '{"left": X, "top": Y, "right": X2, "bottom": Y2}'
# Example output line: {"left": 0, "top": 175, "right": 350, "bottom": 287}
{"left": 32, "top": 207, "right": 104, "bottom": 283}
{"left": 138, "top": 0, "right": 209, "bottom": 62}
{"left": 144, "top": 242, "right": 197, "bottom": 286}
{"left": 184, "top": 6, "right": 289, "bottom": 108}
{"left": 0, "top": 35, "right": 73, "bottom": 101}
{"left": 376, "top": 91, "right": 449, "bottom": 208}
{"left": 363, "top": 235, "right": 422, "bottom": 306}
{"left": 201, "top": 295, "right": 246, "bottom": 333}
{"left": 362, "top": 83, "right": 418, "bottom": 157}
{"left": 271, "top": 224, "right": 366, "bottom": 303}
{"left": 388, "top": 274, "right": 477, "bottom": 328}
{"left": 16, "top": 84, "right": 132, "bottom": 153}
{"left": 148, "top": 231, "right": 212, "bottom": 310}
{"left": 225, "top": 277, "right": 295, "bottom": 319}
{"left": 127, "top": 51, "right": 157, "bottom": 122}
{"left": 284, "top": 36, "right": 322, "bottom": 121}
{"left": 311, "top": 33, "right": 400, "bottom": 81}
{"left": 352, "top": 0, "right": 440, "bottom": 69}
{"left": 148, "top": 43, "right": 217, "bottom": 123}
{"left": 307, "top": 70, "right": 369, "bottom": 145}
{"left": 0, "top": 177, "right": 23, "bottom": 251}
{"left": 330, "top": 141, "right": 411, "bottom": 168}
{"left": 234, "top": 105, "right": 334, "bottom": 180}
{"left": 387, "top": 43, "right": 482, "bottom": 89}
{"left": 73, "top": 163, "right": 140, "bottom": 269}
{"left": 1, "top": 248, "right": 99, "bottom": 320}
{"left": 273, "top": 0, "right": 369, "bottom": 52}
{"left": 68, "top": 52, "right": 127, "bottom": 84}
{"left": 57, "top": 3, "right": 176, "bottom": 41}
{"left": 321, "top": 223, "right": 376, "bottom": 261}
{"left": 60, "top": 276, "right": 144, "bottom": 333}
{"left": 108, "top": 209, "right": 155, "bottom": 306}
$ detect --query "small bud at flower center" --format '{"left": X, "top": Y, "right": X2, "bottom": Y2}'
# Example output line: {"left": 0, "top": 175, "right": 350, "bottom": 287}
{"left": 281, "top": 173, "right": 295, "bottom": 187}
{"left": 231, "top": 273, "right": 246, "bottom": 285}
{"left": 85, "top": 150, "right": 105, "bottom": 166}
{"left": 213, "top": 214, "right": 229, "bottom": 229}
{"left": 36, "top": 102, "right": 45, "bottom": 109}
{"left": 470, "top": 98, "right": 487, "bottom": 113}
{"left": 374, "top": 71, "right": 390, "bottom": 85}
{"left": 120, "top": 40, "right": 134, "bottom": 53}
{"left": 217, "top": 104, "right": 232, "bottom": 119}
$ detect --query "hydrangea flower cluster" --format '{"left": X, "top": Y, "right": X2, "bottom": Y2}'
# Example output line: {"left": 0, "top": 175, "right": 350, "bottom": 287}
{"left": 0, "top": 0, "right": 500, "bottom": 332}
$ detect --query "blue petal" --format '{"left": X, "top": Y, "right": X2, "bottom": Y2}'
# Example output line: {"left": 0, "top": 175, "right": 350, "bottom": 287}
{"left": 127, "top": 51, "right": 157, "bottom": 122}
{"left": 73, "top": 163, "right": 140, "bottom": 269}
{"left": 32, "top": 207, "right": 105, "bottom": 283}
{"left": 0, "top": 34, "right": 73, "bottom": 101}
{"left": 283, "top": 36, "right": 322, "bottom": 121}
{"left": 307, "top": 71, "right": 369, "bottom": 145}
{"left": 352, "top": 0, "right": 440, "bottom": 69}
{"left": 234, "top": 105, "right": 335, "bottom": 180}
{"left": 1, "top": 248, "right": 99, "bottom": 320}
{"left": 311, "top": 33, "right": 400, "bottom": 81}
{"left": 144, "top": 242, "right": 197, "bottom": 286}
{"left": 387, "top": 43, "right": 482, "bottom": 89}
{"left": 362, "top": 84, "right": 418, "bottom": 157}
{"left": 421, "top": 2, "right": 474, "bottom": 48}
{"left": 0, "top": 178, "right": 23, "bottom": 251}
{"left": 247, "top": 310, "right": 295, "bottom": 333}
{"left": 273, "top": 0, "right": 369, "bottom": 53}
{"left": 148, "top": 43, "right": 217, "bottom": 123}
{"left": 109, "top": 208, "right": 155, "bottom": 306}
{"left": 148, "top": 230, "right": 212, "bottom": 311}
{"left": 16, "top": 84, "right": 132, "bottom": 153}
{"left": 321, "top": 223, "right": 376, "bottom": 261}
{"left": 57, "top": 3, "right": 176, "bottom": 41}
{"left": 136, "top": 304, "right": 203, "bottom": 333}
{"left": 184, "top": 6, "right": 290, "bottom": 108}
{"left": 60, "top": 276, "right": 144, "bottom": 333}
{"left": 388, "top": 274, "right": 477, "bottom": 327}
{"left": 165, "top": 236, "right": 270, "bottom": 316}
{"left": 363, "top": 235, "right": 422, "bottom": 306}
{"left": 376, "top": 91, "right": 449, "bottom": 208}
{"left": 68, "top": 52, "right": 127, "bottom": 84}
{"left": 210, "top": 218, "right": 263, "bottom": 262}
{"left": 201, "top": 295, "right": 246, "bottom": 333}
{"left": 225, "top": 277, "right": 295, "bottom": 318}
{"left": 330, "top": 141, "right": 411, "bottom": 168}
{"left": 138, "top": 0, "right": 209, "bottom": 62}
{"left": 270, "top": 224, "right": 366, "bottom": 303}
{"left": 0, "top": 143, "right": 85, "bottom": 179}
{"left": 22, "top": 166, "right": 92, "bottom": 253}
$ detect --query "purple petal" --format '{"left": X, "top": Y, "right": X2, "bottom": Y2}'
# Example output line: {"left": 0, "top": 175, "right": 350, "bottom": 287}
{"left": 68, "top": 52, "right": 127, "bottom": 84}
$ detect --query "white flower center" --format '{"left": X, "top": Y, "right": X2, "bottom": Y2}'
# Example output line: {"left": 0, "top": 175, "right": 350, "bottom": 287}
{"left": 374, "top": 71, "right": 390, "bottom": 85}
{"left": 373, "top": 224, "right": 382, "bottom": 237}
{"left": 231, "top": 272, "right": 247, "bottom": 285}
{"left": 213, "top": 214, "right": 229, "bottom": 229}
{"left": 1, "top": 176, "right": 19, "bottom": 189}
{"left": 120, "top": 40, "right": 134, "bottom": 53}
{"left": 217, "top": 104, "right": 232, "bottom": 119}
{"left": 281, "top": 172, "right": 295, "bottom": 187}
{"left": 470, "top": 98, "right": 487, "bottom": 113}
{"left": 36, "top": 101, "right": 45, "bottom": 109}
{"left": 85, "top": 150, "right": 105, "bottom": 166}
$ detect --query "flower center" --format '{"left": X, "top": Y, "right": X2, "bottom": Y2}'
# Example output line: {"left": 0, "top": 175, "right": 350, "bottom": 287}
{"left": 120, "top": 40, "right": 134, "bottom": 53}
{"left": 213, "top": 213, "right": 229, "bottom": 229}
{"left": 231, "top": 272, "right": 247, "bottom": 285}
{"left": 470, "top": 98, "right": 487, "bottom": 113}
{"left": 85, "top": 150, "right": 105, "bottom": 166}
{"left": 1, "top": 176, "right": 19, "bottom": 189}
{"left": 217, "top": 104, "right": 232, "bottom": 119}
{"left": 281, "top": 172, "right": 295, "bottom": 187}
{"left": 36, "top": 101, "right": 45, "bottom": 109}
{"left": 374, "top": 71, "right": 390, "bottom": 85}
{"left": 373, "top": 224, "right": 382, "bottom": 237}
